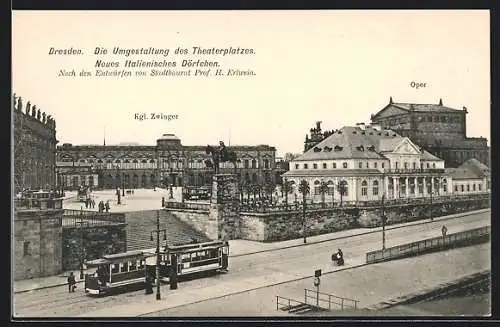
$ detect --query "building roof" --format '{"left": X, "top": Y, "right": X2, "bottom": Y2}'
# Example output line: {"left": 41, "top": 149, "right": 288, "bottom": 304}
{"left": 157, "top": 133, "right": 179, "bottom": 141}
{"left": 445, "top": 167, "right": 483, "bottom": 180}
{"left": 421, "top": 150, "right": 442, "bottom": 161}
{"left": 371, "top": 98, "right": 466, "bottom": 121}
{"left": 458, "top": 158, "right": 490, "bottom": 177}
{"left": 293, "top": 125, "right": 404, "bottom": 161}
{"left": 390, "top": 102, "right": 463, "bottom": 113}
{"left": 283, "top": 169, "right": 382, "bottom": 177}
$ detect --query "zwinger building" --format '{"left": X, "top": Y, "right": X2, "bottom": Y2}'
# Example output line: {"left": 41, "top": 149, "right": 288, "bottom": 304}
{"left": 56, "top": 133, "right": 276, "bottom": 190}
{"left": 283, "top": 124, "right": 449, "bottom": 203}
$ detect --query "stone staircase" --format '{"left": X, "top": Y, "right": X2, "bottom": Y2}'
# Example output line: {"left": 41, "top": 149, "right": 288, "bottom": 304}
{"left": 124, "top": 209, "right": 211, "bottom": 251}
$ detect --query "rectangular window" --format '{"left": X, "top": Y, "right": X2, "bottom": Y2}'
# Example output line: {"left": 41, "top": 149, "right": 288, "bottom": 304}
{"left": 373, "top": 187, "right": 379, "bottom": 195}
{"left": 358, "top": 162, "right": 362, "bottom": 168}
{"left": 333, "top": 163, "right": 337, "bottom": 168}
{"left": 479, "top": 184, "right": 482, "bottom": 191}
{"left": 467, "top": 185, "right": 470, "bottom": 191}
{"left": 361, "top": 188, "right": 367, "bottom": 196}
{"left": 314, "top": 186, "right": 321, "bottom": 195}
{"left": 461, "top": 185, "right": 464, "bottom": 192}
{"left": 23, "top": 241, "right": 31, "bottom": 256}
{"left": 343, "top": 162, "right": 348, "bottom": 168}
{"left": 366, "top": 162, "right": 369, "bottom": 168}
{"left": 304, "top": 164, "right": 308, "bottom": 169}
{"left": 374, "top": 162, "right": 377, "bottom": 168}
{"left": 413, "top": 162, "right": 416, "bottom": 169}
{"left": 244, "top": 160, "right": 249, "bottom": 168}
{"left": 120, "top": 262, "right": 128, "bottom": 273}
{"left": 295, "top": 164, "right": 299, "bottom": 169}
{"left": 313, "top": 163, "right": 318, "bottom": 169}
{"left": 455, "top": 185, "right": 458, "bottom": 192}
{"left": 111, "top": 264, "right": 119, "bottom": 274}
{"left": 322, "top": 163, "right": 327, "bottom": 169}
{"left": 381, "top": 162, "right": 385, "bottom": 169}
{"left": 129, "top": 261, "right": 137, "bottom": 271}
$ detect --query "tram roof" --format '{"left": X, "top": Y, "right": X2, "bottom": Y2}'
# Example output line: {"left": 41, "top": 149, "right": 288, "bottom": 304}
{"left": 102, "top": 250, "right": 145, "bottom": 260}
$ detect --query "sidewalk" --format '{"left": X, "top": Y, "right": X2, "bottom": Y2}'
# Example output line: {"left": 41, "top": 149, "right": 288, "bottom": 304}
{"left": 13, "top": 208, "right": 490, "bottom": 293}
{"left": 227, "top": 208, "right": 490, "bottom": 256}
{"left": 14, "top": 270, "right": 83, "bottom": 293}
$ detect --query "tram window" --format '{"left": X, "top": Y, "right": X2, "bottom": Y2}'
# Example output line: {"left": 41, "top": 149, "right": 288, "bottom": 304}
{"left": 120, "top": 262, "right": 128, "bottom": 273}
{"left": 181, "top": 254, "right": 191, "bottom": 262}
{"left": 129, "top": 261, "right": 137, "bottom": 271}
{"left": 138, "top": 260, "right": 144, "bottom": 270}
{"left": 111, "top": 264, "right": 119, "bottom": 274}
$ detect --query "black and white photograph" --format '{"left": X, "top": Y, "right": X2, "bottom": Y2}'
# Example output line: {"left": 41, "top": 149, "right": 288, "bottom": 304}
{"left": 11, "top": 10, "right": 491, "bottom": 318}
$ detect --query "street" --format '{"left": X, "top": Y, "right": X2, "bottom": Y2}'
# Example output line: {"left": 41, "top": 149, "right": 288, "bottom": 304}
{"left": 13, "top": 210, "right": 490, "bottom": 317}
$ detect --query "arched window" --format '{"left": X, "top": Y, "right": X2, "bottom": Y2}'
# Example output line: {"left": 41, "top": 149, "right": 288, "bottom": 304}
{"left": 473, "top": 184, "right": 476, "bottom": 191}
{"left": 361, "top": 180, "right": 368, "bottom": 196}
{"left": 432, "top": 163, "right": 436, "bottom": 169}
{"left": 251, "top": 159, "right": 257, "bottom": 169}
{"left": 141, "top": 160, "right": 148, "bottom": 163}
{"left": 124, "top": 159, "right": 130, "bottom": 163}
{"left": 372, "top": 180, "right": 379, "bottom": 195}
{"left": 115, "top": 159, "right": 121, "bottom": 163}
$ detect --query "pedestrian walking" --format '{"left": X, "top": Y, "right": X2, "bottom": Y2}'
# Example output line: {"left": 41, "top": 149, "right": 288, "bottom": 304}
{"left": 105, "top": 200, "right": 110, "bottom": 213}
{"left": 91, "top": 199, "right": 95, "bottom": 209}
{"left": 67, "top": 272, "right": 76, "bottom": 293}
{"left": 442, "top": 225, "right": 448, "bottom": 237}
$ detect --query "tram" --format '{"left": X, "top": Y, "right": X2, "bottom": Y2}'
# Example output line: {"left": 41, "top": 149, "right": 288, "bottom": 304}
{"left": 84, "top": 240, "right": 229, "bottom": 296}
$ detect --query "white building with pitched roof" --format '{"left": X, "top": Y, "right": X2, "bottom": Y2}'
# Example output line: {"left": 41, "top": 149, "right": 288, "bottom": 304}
{"left": 283, "top": 124, "right": 449, "bottom": 203}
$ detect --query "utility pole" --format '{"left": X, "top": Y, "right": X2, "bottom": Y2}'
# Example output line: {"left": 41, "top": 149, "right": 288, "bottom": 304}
{"left": 76, "top": 206, "right": 88, "bottom": 280}
{"left": 429, "top": 173, "right": 433, "bottom": 222}
{"left": 150, "top": 211, "right": 167, "bottom": 300}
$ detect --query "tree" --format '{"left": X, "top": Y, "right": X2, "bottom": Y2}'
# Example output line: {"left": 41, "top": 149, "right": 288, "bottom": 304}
{"left": 264, "top": 177, "right": 275, "bottom": 203}
{"left": 319, "top": 181, "right": 329, "bottom": 208}
{"left": 337, "top": 180, "right": 348, "bottom": 206}
{"left": 298, "top": 179, "right": 310, "bottom": 243}
{"left": 282, "top": 179, "right": 294, "bottom": 205}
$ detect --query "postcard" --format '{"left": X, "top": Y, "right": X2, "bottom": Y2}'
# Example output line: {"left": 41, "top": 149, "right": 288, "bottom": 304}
{"left": 12, "top": 10, "right": 491, "bottom": 319}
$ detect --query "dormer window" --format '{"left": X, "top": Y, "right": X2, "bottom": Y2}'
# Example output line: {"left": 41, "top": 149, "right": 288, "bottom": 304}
{"left": 334, "top": 146, "right": 343, "bottom": 152}
{"left": 367, "top": 145, "right": 376, "bottom": 152}
{"left": 356, "top": 145, "right": 365, "bottom": 151}
{"left": 323, "top": 146, "right": 333, "bottom": 152}
{"left": 313, "top": 147, "right": 322, "bottom": 152}
{"left": 352, "top": 131, "right": 357, "bottom": 134}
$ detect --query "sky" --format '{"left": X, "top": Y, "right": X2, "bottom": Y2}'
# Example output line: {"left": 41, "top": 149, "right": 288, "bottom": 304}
{"left": 12, "top": 10, "right": 490, "bottom": 156}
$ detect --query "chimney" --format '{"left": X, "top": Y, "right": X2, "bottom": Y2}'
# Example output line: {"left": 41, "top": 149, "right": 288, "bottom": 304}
{"left": 389, "top": 96, "right": 393, "bottom": 104}
{"left": 439, "top": 98, "right": 443, "bottom": 106}
{"left": 316, "top": 121, "right": 322, "bottom": 130}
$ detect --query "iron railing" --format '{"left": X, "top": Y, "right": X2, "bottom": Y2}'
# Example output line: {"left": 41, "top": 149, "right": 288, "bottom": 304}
{"left": 304, "top": 289, "right": 359, "bottom": 311}
{"left": 62, "top": 209, "right": 126, "bottom": 224}
{"left": 276, "top": 296, "right": 319, "bottom": 312}
{"left": 163, "top": 201, "right": 211, "bottom": 211}
{"left": 238, "top": 192, "right": 490, "bottom": 213}
{"left": 366, "top": 225, "right": 490, "bottom": 264}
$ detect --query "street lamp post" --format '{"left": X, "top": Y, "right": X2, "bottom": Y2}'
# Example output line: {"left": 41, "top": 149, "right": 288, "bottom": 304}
{"left": 76, "top": 207, "right": 88, "bottom": 280}
{"left": 150, "top": 211, "right": 167, "bottom": 300}
{"left": 381, "top": 194, "right": 386, "bottom": 250}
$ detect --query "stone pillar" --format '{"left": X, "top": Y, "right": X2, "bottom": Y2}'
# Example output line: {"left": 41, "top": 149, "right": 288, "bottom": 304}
{"left": 405, "top": 177, "right": 409, "bottom": 198}
{"left": 208, "top": 174, "right": 240, "bottom": 241}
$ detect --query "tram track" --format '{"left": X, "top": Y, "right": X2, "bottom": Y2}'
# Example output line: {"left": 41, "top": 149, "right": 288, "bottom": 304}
{"left": 14, "top": 211, "right": 490, "bottom": 317}
{"left": 14, "top": 208, "right": 489, "bottom": 295}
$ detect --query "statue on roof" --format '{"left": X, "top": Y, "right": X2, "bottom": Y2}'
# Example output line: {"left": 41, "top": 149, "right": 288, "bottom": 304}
{"left": 26, "top": 101, "right": 31, "bottom": 114}
{"left": 17, "top": 97, "right": 23, "bottom": 112}
{"left": 42, "top": 112, "right": 46, "bottom": 123}
{"left": 13, "top": 94, "right": 17, "bottom": 109}
{"left": 31, "top": 105, "right": 37, "bottom": 117}
{"left": 37, "top": 108, "right": 41, "bottom": 120}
